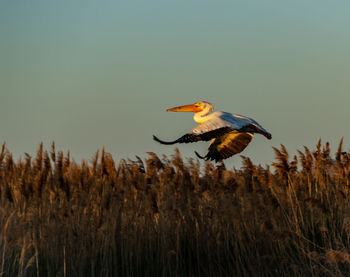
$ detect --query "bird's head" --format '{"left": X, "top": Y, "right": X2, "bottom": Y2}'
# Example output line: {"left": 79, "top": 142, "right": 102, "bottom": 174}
{"left": 166, "top": 101, "right": 213, "bottom": 113}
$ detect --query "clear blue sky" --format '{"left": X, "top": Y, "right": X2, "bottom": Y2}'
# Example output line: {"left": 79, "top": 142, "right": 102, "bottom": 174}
{"left": 1, "top": 0, "right": 349, "bottom": 168}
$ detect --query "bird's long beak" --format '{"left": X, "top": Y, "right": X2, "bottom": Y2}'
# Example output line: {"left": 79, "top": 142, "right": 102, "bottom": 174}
{"left": 166, "top": 103, "right": 202, "bottom": 113}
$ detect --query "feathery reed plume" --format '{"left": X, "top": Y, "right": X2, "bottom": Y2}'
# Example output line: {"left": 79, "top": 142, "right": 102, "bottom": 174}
{"left": 336, "top": 138, "right": 344, "bottom": 162}
{"left": 100, "top": 147, "right": 106, "bottom": 176}
{"left": 313, "top": 139, "right": 324, "bottom": 171}
{"left": 55, "top": 151, "right": 69, "bottom": 198}
{"left": 335, "top": 138, "right": 345, "bottom": 181}
{"left": 64, "top": 151, "right": 70, "bottom": 170}
{"left": 50, "top": 141, "right": 56, "bottom": 163}
{"left": 0, "top": 143, "right": 5, "bottom": 168}
{"left": 145, "top": 152, "right": 163, "bottom": 184}
{"left": 34, "top": 142, "right": 43, "bottom": 173}
{"left": 272, "top": 144, "right": 297, "bottom": 184}
{"left": 298, "top": 146, "right": 313, "bottom": 173}
{"left": 255, "top": 165, "right": 270, "bottom": 188}
{"left": 33, "top": 144, "right": 47, "bottom": 198}
{"left": 135, "top": 156, "right": 145, "bottom": 173}
{"left": 241, "top": 156, "right": 255, "bottom": 192}
{"left": 91, "top": 150, "right": 99, "bottom": 175}
{"left": 104, "top": 152, "right": 116, "bottom": 177}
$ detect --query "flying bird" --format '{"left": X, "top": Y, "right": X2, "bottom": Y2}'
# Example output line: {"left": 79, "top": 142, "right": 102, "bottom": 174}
{"left": 153, "top": 101, "right": 271, "bottom": 162}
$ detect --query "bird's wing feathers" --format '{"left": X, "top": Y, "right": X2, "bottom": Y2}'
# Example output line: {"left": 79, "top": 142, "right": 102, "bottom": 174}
{"left": 153, "top": 111, "right": 270, "bottom": 147}
{"left": 231, "top": 113, "right": 272, "bottom": 139}
{"left": 188, "top": 112, "right": 243, "bottom": 136}
{"left": 153, "top": 126, "right": 233, "bottom": 145}
{"left": 178, "top": 114, "right": 241, "bottom": 143}
{"left": 200, "top": 131, "right": 254, "bottom": 162}
{"left": 153, "top": 114, "right": 239, "bottom": 145}
{"left": 188, "top": 111, "right": 271, "bottom": 138}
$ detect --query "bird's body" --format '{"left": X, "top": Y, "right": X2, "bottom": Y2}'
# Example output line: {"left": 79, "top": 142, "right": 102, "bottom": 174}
{"left": 153, "top": 101, "right": 271, "bottom": 162}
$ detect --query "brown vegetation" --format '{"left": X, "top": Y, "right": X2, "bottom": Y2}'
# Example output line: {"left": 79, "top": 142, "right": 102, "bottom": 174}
{"left": 0, "top": 139, "right": 349, "bottom": 276}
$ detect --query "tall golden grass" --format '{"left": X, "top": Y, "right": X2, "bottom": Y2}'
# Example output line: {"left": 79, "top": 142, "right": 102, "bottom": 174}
{"left": 0, "top": 140, "right": 349, "bottom": 276}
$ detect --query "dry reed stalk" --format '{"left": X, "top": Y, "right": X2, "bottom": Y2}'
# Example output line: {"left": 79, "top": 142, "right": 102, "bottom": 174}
{"left": 326, "top": 249, "right": 350, "bottom": 263}
{"left": 0, "top": 141, "right": 347, "bottom": 276}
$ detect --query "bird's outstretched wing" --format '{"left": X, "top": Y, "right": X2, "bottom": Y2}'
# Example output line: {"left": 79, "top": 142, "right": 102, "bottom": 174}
{"left": 153, "top": 113, "right": 238, "bottom": 145}
{"left": 195, "top": 131, "right": 254, "bottom": 162}
{"left": 153, "top": 127, "right": 233, "bottom": 145}
{"left": 153, "top": 112, "right": 270, "bottom": 146}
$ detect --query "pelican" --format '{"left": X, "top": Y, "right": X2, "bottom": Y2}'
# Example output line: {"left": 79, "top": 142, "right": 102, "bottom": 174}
{"left": 153, "top": 101, "right": 271, "bottom": 162}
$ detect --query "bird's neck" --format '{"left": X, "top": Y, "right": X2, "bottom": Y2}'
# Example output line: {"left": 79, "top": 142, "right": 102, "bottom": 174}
{"left": 193, "top": 108, "right": 213, "bottom": 124}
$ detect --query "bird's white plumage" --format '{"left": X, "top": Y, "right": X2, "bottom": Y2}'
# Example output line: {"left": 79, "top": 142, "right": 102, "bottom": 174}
{"left": 188, "top": 111, "right": 269, "bottom": 137}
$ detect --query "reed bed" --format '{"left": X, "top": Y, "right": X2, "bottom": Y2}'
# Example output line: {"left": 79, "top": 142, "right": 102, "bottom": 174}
{"left": 0, "top": 140, "right": 349, "bottom": 276}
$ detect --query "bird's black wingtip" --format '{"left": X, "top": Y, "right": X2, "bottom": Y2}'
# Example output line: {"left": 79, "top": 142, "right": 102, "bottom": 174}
{"left": 153, "top": 135, "right": 160, "bottom": 143}
{"left": 262, "top": 131, "right": 272, "bottom": 140}
{"left": 153, "top": 135, "right": 180, "bottom": 145}
{"left": 194, "top": 151, "right": 205, "bottom": 160}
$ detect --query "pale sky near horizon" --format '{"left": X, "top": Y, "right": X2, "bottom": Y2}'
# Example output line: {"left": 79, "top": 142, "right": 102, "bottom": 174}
{"left": 1, "top": 1, "right": 350, "bottom": 169}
